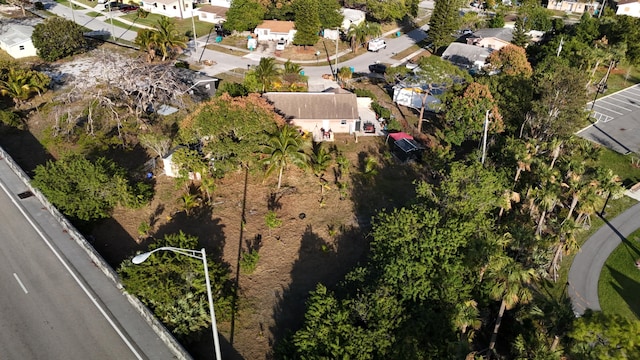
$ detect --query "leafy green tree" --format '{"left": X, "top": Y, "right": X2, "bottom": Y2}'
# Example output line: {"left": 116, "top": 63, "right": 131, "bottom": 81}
{"left": 224, "top": 0, "right": 266, "bottom": 32}
{"left": 428, "top": 0, "right": 464, "bottom": 52}
{"left": 253, "top": 57, "right": 281, "bottom": 93}
{"left": 260, "top": 125, "right": 308, "bottom": 189}
{"left": 293, "top": 0, "right": 320, "bottom": 47}
{"left": 413, "top": 56, "right": 472, "bottom": 132}
{"left": 511, "top": 16, "right": 530, "bottom": 48}
{"left": 32, "top": 17, "right": 87, "bottom": 61}
{"left": 346, "top": 21, "right": 381, "bottom": 52}
{"left": 519, "top": 3, "right": 553, "bottom": 31}
{"left": 178, "top": 94, "right": 283, "bottom": 176}
{"left": 487, "top": 10, "right": 506, "bottom": 28}
{"left": 525, "top": 58, "right": 587, "bottom": 142}
{"left": 0, "top": 109, "right": 23, "bottom": 129}
{"left": 486, "top": 44, "right": 533, "bottom": 77}
{"left": 365, "top": 0, "right": 418, "bottom": 22}
{"left": 32, "top": 154, "right": 150, "bottom": 221}
{"left": 318, "top": 0, "right": 343, "bottom": 29}
{"left": 567, "top": 310, "right": 640, "bottom": 359}
{"left": 282, "top": 60, "right": 304, "bottom": 85}
{"left": 119, "top": 232, "right": 232, "bottom": 338}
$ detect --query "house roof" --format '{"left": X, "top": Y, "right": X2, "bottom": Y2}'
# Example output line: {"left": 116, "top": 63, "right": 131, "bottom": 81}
{"left": 618, "top": 0, "right": 640, "bottom": 4}
{"left": 255, "top": 20, "right": 295, "bottom": 33}
{"left": 470, "top": 27, "right": 513, "bottom": 42}
{"left": 197, "top": 5, "right": 228, "bottom": 16}
{"left": 441, "top": 43, "right": 492, "bottom": 66}
{"left": 263, "top": 92, "right": 359, "bottom": 120}
{"left": 0, "top": 24, "right": 33, "bottom": 47}
{"left": 341, "top": 8, "right": 365, "bottom": 22}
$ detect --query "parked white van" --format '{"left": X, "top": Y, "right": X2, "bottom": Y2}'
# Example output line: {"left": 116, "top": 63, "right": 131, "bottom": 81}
{"left": 368, "top": 38, "right": 386, "bottom": 52}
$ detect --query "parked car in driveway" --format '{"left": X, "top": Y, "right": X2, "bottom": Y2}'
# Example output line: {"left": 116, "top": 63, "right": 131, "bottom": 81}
{"left": 368, "top": 38, "right": 386, "bottom": 52}
{"left": 119, "top": 4, "right": 138, "bottom": 12}
{"left": 369, "top": 63, "right": 387, "bottom": 74}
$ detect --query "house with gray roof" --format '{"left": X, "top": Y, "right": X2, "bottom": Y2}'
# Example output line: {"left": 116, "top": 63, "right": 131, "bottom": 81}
{"left": 467, "top": 28, "right": 513, "bottom": 51}
{"left": 263, "top": 89, "right": 360, "bottom": 141}
{"left": 441, "top": 42, "right": 492, "bottom": 71}
{"left": 0, "top": 24, "right": 37, "bottom": 59}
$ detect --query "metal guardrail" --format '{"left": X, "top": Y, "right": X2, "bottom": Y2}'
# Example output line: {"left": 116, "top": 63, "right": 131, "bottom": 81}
{"left": 0, "top": 146, "right": 191, "bottom": 360}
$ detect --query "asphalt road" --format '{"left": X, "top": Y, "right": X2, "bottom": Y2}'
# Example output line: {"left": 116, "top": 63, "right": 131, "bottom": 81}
{"left": 568, "top": 202, "right": 640, "bottom": 315}
{"left": 0, "top": 184, "right": 145, "bottom": 359}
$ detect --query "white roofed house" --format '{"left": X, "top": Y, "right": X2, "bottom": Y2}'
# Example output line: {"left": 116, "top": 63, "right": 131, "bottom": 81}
{"left": 340, "top": 8, "right": 365, "bottom": 31}
{"left": 466, "top": 28, "right": 513, "bottom": 51}
{"left": 140, "top": 0, "right": 195, "bottom": 19}
{"left": 0, "top": 24, "right": 37, "bottom": 59}
{"left": 442, "top": 42, "right": 492, "bottom": 71}
{"left": 196, "top": 5, "right": 228, "bottom": 24}
{"left": 254, "top": 20, "right": 297, "bottom": 43}
{"left": 617, "top": 0, "right": 640, "bottom": 17}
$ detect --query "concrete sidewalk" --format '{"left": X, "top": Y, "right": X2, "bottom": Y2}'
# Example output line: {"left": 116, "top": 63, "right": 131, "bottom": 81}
{"left": 0, "top": 147, "right": 189, "bottom": 360}
{"left": 568, "top": 201, "right": 640, "bottom": 315}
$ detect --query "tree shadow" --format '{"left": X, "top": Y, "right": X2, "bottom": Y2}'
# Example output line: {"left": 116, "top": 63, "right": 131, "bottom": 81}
{"left": 269, "top": 224, "right": 367, "bottom": 356}
{"left": 0, "top": 126, "right": 55, "bottom": 175}
{"left": 605, "top": 265, "right": 640, "bottom": 319}
{"left": 185, "top": 330, "right": 246, "bottom": 360}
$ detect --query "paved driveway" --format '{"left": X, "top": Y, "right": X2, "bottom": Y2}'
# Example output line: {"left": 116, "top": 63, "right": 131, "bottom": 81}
{"left": 577, "top": 84, "right": 640, "bottom": 154}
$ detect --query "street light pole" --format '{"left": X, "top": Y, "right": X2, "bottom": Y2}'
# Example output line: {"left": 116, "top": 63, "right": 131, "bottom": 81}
{"left": 132, "top": 247, "right": 222, "bottom": 360}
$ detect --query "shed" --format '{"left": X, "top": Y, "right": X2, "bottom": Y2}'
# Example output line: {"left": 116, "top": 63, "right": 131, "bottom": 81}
{"left": 386, "top": 132, "right": 425, "bottom": 161}
{"left": 0, "top": 24, "right": 37, "bottom": 59}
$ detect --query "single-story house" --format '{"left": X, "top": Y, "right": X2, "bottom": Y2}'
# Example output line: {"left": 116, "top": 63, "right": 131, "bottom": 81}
{"left": 617, "top": 0, "right": 640, "bottom": 17}
{"left": 442, "top": 42, "right": 492, "bottom": 71}
{"left": 467, "top": 28, "right": 513, "bottom": 51}
{"left": 140, "top": 0, "right": 195, "bottom": 19}
{"left": 341, "top": 8, "right": 365, "bottom": 31}
{"left": 0, "top": 24, "right": 37, "bottom": 59}
{"left": 196, "top": 5, "right": 228, "bottom": 24}
{"left": 547, "top": 0, "right": 600, "bottom": 14}
{"left": 263, "top": 89, "right": 359, "bottom": 141}
{"left": 208, "top": 0, "right": 231, "bottom": 7}
{"left": 176, "top": 69, "right": 218, "bottom": 98}
{"left": 254, "top": 20, "right": 296, "bottom": 43}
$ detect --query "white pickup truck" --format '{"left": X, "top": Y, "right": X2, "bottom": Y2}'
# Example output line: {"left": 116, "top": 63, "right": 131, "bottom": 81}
{"left": 368, "top": 38, "right": 386, "bottom": 52}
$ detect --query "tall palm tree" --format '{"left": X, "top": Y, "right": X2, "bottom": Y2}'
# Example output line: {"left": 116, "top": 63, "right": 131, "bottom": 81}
{"left": 154, "top": 16, "right": 187, "bottom": 61}
{"left": 260, "top": 125, "right": 308, "bottom": 189}
{"left": 254, "top": 57, "right": 281, "bottom": 93}
{"left": 135, "top": 29, "right": 158, "bottom": 63}
{"left": 346, "top": 21, "right": 381, "bottom": 52}
{"left": 487, "top": 257, "right": 538, "bottom": 352}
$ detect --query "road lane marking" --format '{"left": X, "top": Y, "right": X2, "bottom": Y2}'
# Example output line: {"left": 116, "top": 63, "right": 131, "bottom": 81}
{"left": 598, "top": 99, "right": 631, "bottom": 112}
{"left": 13, "top": 273, "right": 28, "bottom": 294}
{"left": 0, "top": 180, "right": 144, "bottom": 360}
{"left": 593, "top": 102, "right": 623, "bottom": 115}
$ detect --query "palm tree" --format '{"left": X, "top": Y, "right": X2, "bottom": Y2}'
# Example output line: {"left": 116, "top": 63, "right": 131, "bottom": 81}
{"left": 0, "top": 68, "right": 37, "bottom": 107}
{"left": 309, "top": 141, "right": 332, "bottom": 177}
{"left": 549, "top": 218, "right": 581, "bottom": 282}
{"left": 260, "top": 125, "right": 308, "bottom": 190}
{"left": 254, "top": 57, "right": 281, "bottom": 93}
{"left": 346, "top": 21, "right": 381, "bottom": 52}
{"left": 154, "top": 16, "right": 187, "bottom": 61}
{"left": 282, "top": 60, "right": 303, "bottom": 85}
{"left": 487, "top": 257, "right": 538, "bottom": 352}
{"left": 179, "top": 193, "right": 199, "bottom": 216}
{"left": 198, "top": 175, "right": 216, "bottom": 203}
{"left": 135, "top": 29, "right": 158, "bottom": 63}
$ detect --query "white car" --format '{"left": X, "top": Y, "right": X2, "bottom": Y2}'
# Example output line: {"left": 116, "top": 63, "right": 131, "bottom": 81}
{"left": 276, "top": 39, "right": 286, "bottom": 51}
{"left": 368, "top": 38, "right": 386, "bottom": 52}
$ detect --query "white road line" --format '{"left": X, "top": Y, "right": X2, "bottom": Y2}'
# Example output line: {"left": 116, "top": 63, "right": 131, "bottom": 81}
{"left": 607, "top": 96, "right": 640, "bottom": 108}
{"left": 618, "top": 93, "right": 640, "bottom": 104}
{"left": 598, "top": 99, "right": 632, "bottom": 112}
{"left": 13, "top": 273, "right": 28, "bottom": 294}
{"left": 593, "top": 103, "right": 623, "bottom": 115}
{"left": 0, "top": 179, "right": 144, "bottom": 360}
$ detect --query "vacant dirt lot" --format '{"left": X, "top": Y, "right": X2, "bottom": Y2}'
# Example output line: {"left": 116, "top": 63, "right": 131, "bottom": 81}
{"left": 1, "top": 47, "right": 424, "bottom": 359}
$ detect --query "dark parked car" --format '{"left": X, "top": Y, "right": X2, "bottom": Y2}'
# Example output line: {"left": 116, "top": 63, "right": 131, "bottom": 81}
{"left": 119, "top": 4, "right": 138, "bottom": 12}
{"left": 368, "top": 63, "right": 387, "bottom": 74}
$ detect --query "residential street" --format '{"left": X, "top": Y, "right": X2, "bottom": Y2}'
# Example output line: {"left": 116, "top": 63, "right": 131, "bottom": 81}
{"left": 568, "top": 202, "right": 640, "bottom": 315}
{"left": 45, "top": 1, "right": 431, "bottom": 90}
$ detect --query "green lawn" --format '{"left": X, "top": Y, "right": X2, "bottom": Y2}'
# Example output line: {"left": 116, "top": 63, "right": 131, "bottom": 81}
{"left": 120, "top": 13, "right": 213, "bottom": 37}
{"left": 594, "top": 64, "right": 640, "bottom": 95}
{"left": 598, "top": 228, "right": 640, "bottom": 320}
{"left": 599, "top": 148, "right": 640, "bottom": 188}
